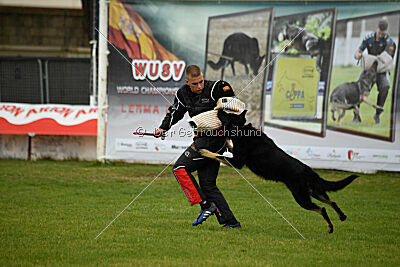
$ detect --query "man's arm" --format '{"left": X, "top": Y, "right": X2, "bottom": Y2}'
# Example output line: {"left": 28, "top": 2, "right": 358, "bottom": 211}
{"left": 155, "top": 92, "right": 187, "bottom": 139}
{"left": 384, "top": 37, "right": 396, "bottom": 58}
{"left": 354, "top": 48, "right": 363, "bottom": 60}
{"left": 355, "top": 33, "right": 370, "bottom": 60}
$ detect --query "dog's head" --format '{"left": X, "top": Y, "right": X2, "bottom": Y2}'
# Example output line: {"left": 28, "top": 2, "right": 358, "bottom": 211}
{"left": 358, "top": 61, "right": 377, "bottom": 92}
{"left": 217, "top": 109, "right": 247, "bottom": 129}
{"left": 285, "top": 24, "right": 303, "bottom": 40}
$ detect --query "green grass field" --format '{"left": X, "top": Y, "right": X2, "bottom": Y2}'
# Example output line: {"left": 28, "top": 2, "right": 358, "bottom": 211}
{"left": 328, "top": 65, "right": 394, "bottom": 138}
{"left": 1, "top": 159, "right": 400, "bottom": 265}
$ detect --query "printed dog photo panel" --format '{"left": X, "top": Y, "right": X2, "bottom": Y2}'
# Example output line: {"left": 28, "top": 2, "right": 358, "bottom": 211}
{"left": 264, "top": 8, "right": 337, "bottom": 137}
{"left": 205, "top": 8, "right": 274, "bottom": 128}
{"left": 327, "top": 11, "right": 400, "bottom": 142}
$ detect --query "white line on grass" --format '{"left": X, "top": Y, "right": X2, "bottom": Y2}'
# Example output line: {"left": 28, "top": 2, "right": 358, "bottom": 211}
{"left": 225, "top": 160, "right": 306, "bottom": 240}
{"left": 94, "top": 156, "right": 178, "bottom": 240}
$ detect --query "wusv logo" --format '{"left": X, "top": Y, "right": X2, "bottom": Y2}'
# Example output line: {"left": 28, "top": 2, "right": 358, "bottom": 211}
{"left": 132, "top": 60, "right": 186, "bottom": 81}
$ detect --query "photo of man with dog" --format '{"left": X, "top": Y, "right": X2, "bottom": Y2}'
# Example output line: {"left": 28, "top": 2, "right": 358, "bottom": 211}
{"left": 264, "top": 9, "right": 335, "bottom": 136}
{"left": 353, "top": 19, "right": 396, "bottom": 124}
{"left": 328, "top": 12, "right": 399, "bottom": 141}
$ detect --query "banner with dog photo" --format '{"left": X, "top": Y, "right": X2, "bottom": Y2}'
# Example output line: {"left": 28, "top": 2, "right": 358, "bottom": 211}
{"left": 204, "top": 8, "right": 273, "bottom": 128}
{"left": 328, "top": 11, "right": 400, "bottom": 142}
{"left": 264, "top": 9, "right": 336, "bottom": 137}
{"left": 104, "top": 1, "right": 400, "bottom": 171}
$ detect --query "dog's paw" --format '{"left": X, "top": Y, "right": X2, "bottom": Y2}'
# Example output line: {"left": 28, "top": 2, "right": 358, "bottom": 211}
{"left": 328, "top": 225, "right": 334, "bottom": 234}
{"left": 340, "top": 214, "right": 347, "bottom": 222}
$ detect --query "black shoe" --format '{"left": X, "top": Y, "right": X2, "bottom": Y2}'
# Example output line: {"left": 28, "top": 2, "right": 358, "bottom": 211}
{"left": 192, "top": 203, "right": 217, "bottom": 226}
{"left": 374, "top": 114, "right": 380, "bottom": 124}
{"left": 223, "top": 222, "right": 242, "bottom": 229}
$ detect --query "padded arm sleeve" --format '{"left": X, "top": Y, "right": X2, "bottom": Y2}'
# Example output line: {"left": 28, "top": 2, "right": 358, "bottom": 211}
{"left": 384, "top": 38, "right": 396, "bottom": 58}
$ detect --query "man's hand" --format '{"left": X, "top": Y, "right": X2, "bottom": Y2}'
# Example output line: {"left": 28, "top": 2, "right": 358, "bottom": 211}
{"left": 154, "top": 128, "right": 166, "bottom": 140}
{"left": 354, "top": 49, "right": 363, "bottom": 60}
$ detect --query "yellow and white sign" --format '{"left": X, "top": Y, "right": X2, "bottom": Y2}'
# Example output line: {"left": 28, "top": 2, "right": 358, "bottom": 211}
{"left": 271, "top": 56, "right": 319, "bottom": 119}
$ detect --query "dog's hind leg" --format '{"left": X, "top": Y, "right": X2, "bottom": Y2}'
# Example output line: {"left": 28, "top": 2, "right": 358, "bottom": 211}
{"left": 337, "top": 109, "right": 346, "bottom": 124}
{"left": 331, "top": 109, "right": 336, "bottom": 121}
{"left": 230, "top": 61, "right": 236, "bottom": 76}
{"left": 353, "top": 106, "right": 362, "bottom": 123}
{"left": 320, "top": 207, "right": 333, "bottom": 234}
{"left": 243, "top": 63, "right": 249, "bottom": 75}
{"left": 288, "top": 184, "right": 334, "bottom": 233}
{"left": 312, "top": 192, "right": 347, "bottom": 221}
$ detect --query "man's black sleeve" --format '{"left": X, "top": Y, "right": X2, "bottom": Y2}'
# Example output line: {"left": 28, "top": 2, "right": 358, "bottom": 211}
{"left": 385, "top": 37, "right": 396, "bottom": 58}
{"left": 211, "top": 80, "right": 235, "bottom": 101}
{"left": 159, "top": 92, "right": 187, "bottom": 131}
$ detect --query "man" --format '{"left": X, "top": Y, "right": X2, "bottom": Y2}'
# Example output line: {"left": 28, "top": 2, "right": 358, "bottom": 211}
{"left": 354, "top": 19, "right": 396, "bottom": 124}
{"left": 154, "top": 65, "right": 241, "bottom": 228}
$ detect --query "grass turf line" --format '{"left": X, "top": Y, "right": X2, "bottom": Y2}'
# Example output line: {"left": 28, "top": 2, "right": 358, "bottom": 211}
{"left": 0, "top": 159, "right": 399, "bottom": 265}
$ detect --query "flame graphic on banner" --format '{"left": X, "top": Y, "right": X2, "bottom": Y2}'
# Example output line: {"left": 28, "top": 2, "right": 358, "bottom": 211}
{"left": 109, "top": 0, "right": 179, "bottom": 61}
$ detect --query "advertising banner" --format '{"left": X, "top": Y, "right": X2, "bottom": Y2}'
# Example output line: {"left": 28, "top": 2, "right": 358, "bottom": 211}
{"left": 0, "top": 103, "right": 97, "bottom": 135}
{"left": 327, "top": 11, "right": 400, "bottom": 142}
{"left": 204, "top": 8, "right": 273, "bottom": 127}
{"left": 105, "top": 1, "right": 400, "bottom": 171}
{"left": 106, "top": 0, "right": 192, "bottom": 161}
{"left": 271, "top": 56, "right": 319, "bottom": 119}
{"left": 265, "top": 8, "right": 336, "bottom": 136}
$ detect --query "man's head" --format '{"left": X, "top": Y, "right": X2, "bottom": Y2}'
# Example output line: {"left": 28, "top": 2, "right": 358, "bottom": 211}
{"left": 376, "top": 19, "right": 388, "bottom": 40}
{"left": 185, "top": 65, "right": 204, "bottom": 94}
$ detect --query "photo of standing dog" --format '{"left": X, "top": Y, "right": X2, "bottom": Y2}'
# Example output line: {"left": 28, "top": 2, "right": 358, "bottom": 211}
{"left": 207, "top": 32, "right": 265, "bottom": 80}
{"left": 200, "top": 110, "right": 358, "bottom": 234}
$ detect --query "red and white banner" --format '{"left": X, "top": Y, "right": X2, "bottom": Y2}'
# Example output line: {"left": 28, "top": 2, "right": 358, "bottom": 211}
{"left": 0, "top": 103, "right": 97, "bottom": 135}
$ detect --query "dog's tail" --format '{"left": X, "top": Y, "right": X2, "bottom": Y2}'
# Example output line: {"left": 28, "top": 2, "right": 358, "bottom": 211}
{"left": 321, "top": 174, "right": 359, "bottom": 192}
{"left": 207, "top": 57, "right": 227, "bottom": 70}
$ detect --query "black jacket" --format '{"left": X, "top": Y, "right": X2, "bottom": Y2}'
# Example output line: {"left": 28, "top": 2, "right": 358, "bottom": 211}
{"left": 159, "top": 80, "right": 234, "bottom": 131}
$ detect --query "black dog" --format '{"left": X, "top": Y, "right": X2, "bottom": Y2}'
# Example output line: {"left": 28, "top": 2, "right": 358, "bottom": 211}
{"left": 280, "top": 24, "right": 324, "bottom": 72}
{"left": 207, "top": 32, "right": 265, "bottom": 79}
{"left": 200, "top": 110, "right": 358, "bottom": 233}
{"left": 330, "top": 61, "right": 382, "bottom": 124}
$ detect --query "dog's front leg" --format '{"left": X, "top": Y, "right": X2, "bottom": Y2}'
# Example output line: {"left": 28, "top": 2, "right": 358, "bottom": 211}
{"left": 200, "top": 149, "right": 245, "bottom": 169}
{"left": 226, "top": 139, "right": 233, "bottom": 152}
{"left": 199, "top": 149, "right": 231, "bottom": 166}
{"left": 361, "top": 94, "right": 384, "bottom": 112}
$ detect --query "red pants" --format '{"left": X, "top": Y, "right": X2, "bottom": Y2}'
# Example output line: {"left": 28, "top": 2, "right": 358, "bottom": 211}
{"left": 172, "top": 137, "right": 238, "bottom": 225}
